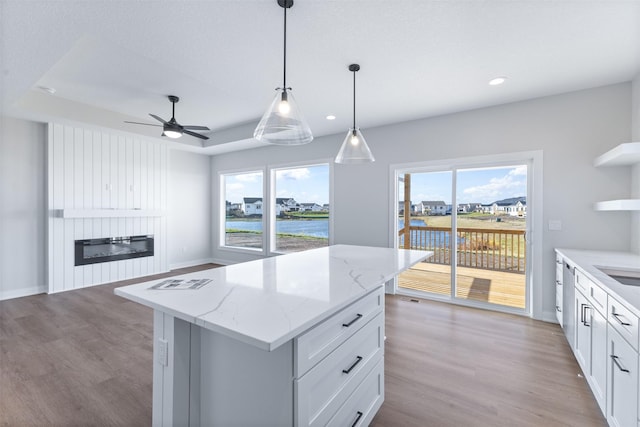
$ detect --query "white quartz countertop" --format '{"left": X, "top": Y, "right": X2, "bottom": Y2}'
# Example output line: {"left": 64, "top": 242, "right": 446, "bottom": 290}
{"left": 555, "top": 248, "right": 640, "bottom": 317}
{"left": 115, "top": 245, "right": 430, "bottom": 351}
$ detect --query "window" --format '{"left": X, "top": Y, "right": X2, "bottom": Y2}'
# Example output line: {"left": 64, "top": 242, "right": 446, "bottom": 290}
{"left": 271, "top": 164, "right": 330, "bottom": 253}
{"left": 221, "top": 170, "right": 264, "bottom": 250}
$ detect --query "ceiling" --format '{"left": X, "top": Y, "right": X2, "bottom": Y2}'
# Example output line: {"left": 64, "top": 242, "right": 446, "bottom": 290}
{"left": 2, "top": 0, "right": 640, "bottom": 155}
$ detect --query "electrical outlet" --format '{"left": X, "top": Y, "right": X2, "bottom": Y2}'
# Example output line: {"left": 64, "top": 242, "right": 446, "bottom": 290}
{"left": 157, "top": 338, "right": 168, "bottom": 366}
{"left": 548, "top": 220, "right": 562, "bottom": 231}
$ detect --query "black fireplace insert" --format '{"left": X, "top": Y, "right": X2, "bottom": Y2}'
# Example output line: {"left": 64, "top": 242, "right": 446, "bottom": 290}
{"left": 75, "top": 235, "right": 154, "bottom": 266}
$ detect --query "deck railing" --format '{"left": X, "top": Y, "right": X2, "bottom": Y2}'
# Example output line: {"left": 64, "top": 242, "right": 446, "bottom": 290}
{"left": 399, "top": 226, "right": 526, "bottom": 273}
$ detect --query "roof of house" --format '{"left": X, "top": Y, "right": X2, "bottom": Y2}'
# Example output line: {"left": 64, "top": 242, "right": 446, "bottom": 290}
{"left": 421, "top": 201, "right": 446, "bottom": 206}
{"left": 243, "top": 197, "right": 262, "bottom": 204}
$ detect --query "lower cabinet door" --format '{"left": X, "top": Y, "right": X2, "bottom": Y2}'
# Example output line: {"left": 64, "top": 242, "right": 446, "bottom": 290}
{"left": 589, "top": 308, "right": 607, "bottom": 415}
{"left": 574, "top": 291, "right": 591, "bottom": 371}
{"left": 326, "top": 358, "right": 384, "bottom": 427}
{"left": 607, "top": 325, "right": 639, "bottom": 427}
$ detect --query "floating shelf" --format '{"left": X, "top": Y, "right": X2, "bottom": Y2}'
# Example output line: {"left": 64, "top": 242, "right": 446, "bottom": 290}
{"left": 594, "top": 200, "right": 640, "bottom": 211}
{"left": 594, "top": 142, "right": 640, "bottom": 167}
{"left": 55, "top": 209, "right": 165, "bottom": 218}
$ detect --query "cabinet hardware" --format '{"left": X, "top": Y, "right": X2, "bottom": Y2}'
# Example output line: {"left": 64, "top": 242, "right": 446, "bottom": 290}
{"left": 580, "top": 303, "right": 591, "bottom": 326}
{"left": 556, "top": 305, "right": 561, "bottom": 312}
{"left": 611, "top": 355, "right": 630, "bottom": 373}
{"left": 342, "top": 314, "right": 363, "bottom": 327}
{"left": 342, "top": 356, "right": 363, "bottom": 374}
{"left": 351, "top": 411, "right": 363, "bottom": 427}
{"left": 612, "top": 312, "right": 631, "bottom": 326}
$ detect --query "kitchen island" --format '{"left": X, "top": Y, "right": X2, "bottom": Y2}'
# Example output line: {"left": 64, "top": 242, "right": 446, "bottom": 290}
{"left": 115, "top": 244, "right": 430, "bottom": 426}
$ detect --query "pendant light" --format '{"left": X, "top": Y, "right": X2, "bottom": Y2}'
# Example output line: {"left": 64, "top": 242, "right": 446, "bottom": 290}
{"left": 335, "top": 64, "right": 375, "bottom": 164}
{"left": 253, "top": 0, "right": 313, "bottom": 145}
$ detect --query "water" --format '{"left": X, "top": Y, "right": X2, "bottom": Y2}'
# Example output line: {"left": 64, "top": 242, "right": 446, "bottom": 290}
{"left": 226, "top": 219, "right": 329, "bottom": 238}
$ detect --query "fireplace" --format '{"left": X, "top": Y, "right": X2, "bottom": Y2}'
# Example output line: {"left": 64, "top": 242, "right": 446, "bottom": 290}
{"left": 75, "top": 235, "right": 154, "bottom": 266}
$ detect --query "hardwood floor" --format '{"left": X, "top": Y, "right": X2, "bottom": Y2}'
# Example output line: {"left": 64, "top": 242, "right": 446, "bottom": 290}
{"left": 1, "top": 268, "right": 605, "bottom": 426}
{"left": 372, "top": 295, "right": 606, "bottom": 427}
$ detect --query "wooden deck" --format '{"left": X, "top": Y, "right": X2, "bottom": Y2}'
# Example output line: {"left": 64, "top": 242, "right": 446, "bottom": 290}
{"left": 398, "top": 261, "right": 526, "bottom": 309}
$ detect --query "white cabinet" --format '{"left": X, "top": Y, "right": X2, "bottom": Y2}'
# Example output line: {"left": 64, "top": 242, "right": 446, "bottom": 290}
{"left": 573, "top": 270, "right": 609, "bottom": 415}
{"left": 156, "top": 286, "right": 386, "bottom": 426}
{"left": 594, "top": 142, "right": 640, "bottom": 211}
{"left": 555, "top": 255, "right": 563, "bottom": 326}
{"left": 607, "top": 325, "right": 639, "bottom": 427}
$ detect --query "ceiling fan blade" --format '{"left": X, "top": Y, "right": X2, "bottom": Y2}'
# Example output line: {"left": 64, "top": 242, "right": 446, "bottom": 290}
{"left": 183, "top": 129, "right": 210, "bottom": 140}
{"left": 149, "top": 114, "right": 169, "bottom": 125}
{"left": 124, "top": 121, "right": 162, "bottom": 127}
{"left": 182, "top": 125, "right": 210, "bottom": 131}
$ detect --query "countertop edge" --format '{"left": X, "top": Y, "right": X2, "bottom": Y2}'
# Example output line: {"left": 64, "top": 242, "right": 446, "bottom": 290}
{"left": 555, "top": 248, "right": 640, "bottom": 318}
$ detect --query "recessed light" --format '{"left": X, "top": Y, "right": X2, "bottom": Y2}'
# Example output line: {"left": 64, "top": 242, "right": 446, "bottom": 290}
{"left": 37, "top": 85, "right": 56, "bottom": 94}
{"left": 326, "top": 115, "right": 336, "bottom": 120}
{"left": 489, "top": 76, "right": 507, "bottom": 86}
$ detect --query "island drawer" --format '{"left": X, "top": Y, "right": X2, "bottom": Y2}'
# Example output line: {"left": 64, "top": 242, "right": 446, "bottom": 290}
{"left": 294, "top": 287, "right": 383, "bottom": 377}
{"left": 326, "top": 357, "right": 384, "bottom": 427}
{"left": 608, "top": 296, "right": 639, "bottom": 351}
{"left": 295, "top": 312, "right": 383, "bottom": 427}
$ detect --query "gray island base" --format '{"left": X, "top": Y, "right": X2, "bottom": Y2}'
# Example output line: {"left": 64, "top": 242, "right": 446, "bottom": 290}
{"left": 115, "top": 245, "right": 430, "bottom": 426}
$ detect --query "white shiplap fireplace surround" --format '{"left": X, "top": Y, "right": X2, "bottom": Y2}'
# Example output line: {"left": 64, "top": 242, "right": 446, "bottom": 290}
{"left": 47, "top": 124, "right": 168, "bottom": 293}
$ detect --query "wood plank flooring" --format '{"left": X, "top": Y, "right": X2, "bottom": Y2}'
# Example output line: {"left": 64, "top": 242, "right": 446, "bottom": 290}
{"left": 1, "top": 266, "right": 605, "bottom": 426}
{"left": 399, "top": 261, "right": 526, "bottom": 309}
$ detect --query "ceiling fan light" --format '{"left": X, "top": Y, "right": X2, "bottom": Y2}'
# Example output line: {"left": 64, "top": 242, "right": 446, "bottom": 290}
{"left": 335, "top": 128, "right": 374, "bottom": 164}
{"left": 163, "top": 129, "right": 182, "bottom": 139}
{"left": 254, "top": 89, "right": 313, "bottom": 145}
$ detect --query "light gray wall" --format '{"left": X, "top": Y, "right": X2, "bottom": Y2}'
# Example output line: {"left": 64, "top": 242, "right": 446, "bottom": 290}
{"left": 168, "top": 149, "right": 212, "bottom": 268}
{"left": 631, "top": 73, "right": 640, "bottom": 254}
{"left": 211, "top": 83, "right": 632, "bottom": 320}
{"left": 0, "top": 116, "right": 47, "bottom": 299}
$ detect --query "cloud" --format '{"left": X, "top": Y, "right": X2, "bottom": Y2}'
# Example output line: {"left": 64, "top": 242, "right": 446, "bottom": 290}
{"left": 276, "top": 168, "right": 310, "bottom": 181}
{"left": 462, "top": 169, "right": 526, "bottom": 202}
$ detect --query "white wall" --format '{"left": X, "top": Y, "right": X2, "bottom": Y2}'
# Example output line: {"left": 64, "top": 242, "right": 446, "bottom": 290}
{"left": 168, "top": 149, "right": 212, "bottom": 268}
{"left": 631, "top": 73, "right": 640, "bottom": 255}
{"left": 0, "top": 116, "right": 47, "bottom": 299}
{"left": 210, "top": 83, "right": 633, "bottom": 320}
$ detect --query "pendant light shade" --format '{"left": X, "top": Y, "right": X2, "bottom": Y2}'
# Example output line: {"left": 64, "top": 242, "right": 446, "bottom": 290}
{"left": 335, "top": 64, "right": 375, "bottom": 164}
{"left": 254, "top": 0, "right": 313, "bottom": 145}
{"left": 254, "top": 88, "right": 313, "bottom": 145}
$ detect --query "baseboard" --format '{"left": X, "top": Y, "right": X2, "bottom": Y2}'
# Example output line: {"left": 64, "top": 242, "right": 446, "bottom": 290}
{"left": 0, "top": 285, "right": 46, "bottom": 301}
{"left": 541, "top": 310, "right": 560, "bottom": 324}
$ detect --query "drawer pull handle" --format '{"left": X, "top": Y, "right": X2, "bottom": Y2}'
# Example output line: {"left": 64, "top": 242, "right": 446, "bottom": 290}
{"left": 342, "top": 314, "right": 363, "bottom": 328}
{"left": 612, "top": 312, "right": 631, "bottom": 326}
{"left": 342, "top": 356, "right": 363, "bottom": 374}
{"left": 555, "top": 280, "right": 562, "bottom": 285}
{"left": 351, "top": 411, "right": 363, "bottom": 427}
{"left": 611, "top": 355, "right": 630, "bottom": 373}
{"left": 555, "top": 305, "right": 561, "bottom": 313}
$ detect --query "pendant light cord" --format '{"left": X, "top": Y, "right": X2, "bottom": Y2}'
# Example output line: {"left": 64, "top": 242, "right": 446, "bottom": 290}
{"left": 283, "top": 5, "right": 287, "bottom": 90}
{"left": 352, "top": 69, "right": 356, "bottom": 131}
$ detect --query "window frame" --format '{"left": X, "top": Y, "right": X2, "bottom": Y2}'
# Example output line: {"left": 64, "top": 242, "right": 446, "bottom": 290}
{"left": 217, "top": 159, "right": 333, "bottom": 257}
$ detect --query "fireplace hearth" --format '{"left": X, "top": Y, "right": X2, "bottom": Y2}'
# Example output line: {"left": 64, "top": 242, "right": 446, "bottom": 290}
{"left": 75, "top": 235, "right": 154, "bottom": 266}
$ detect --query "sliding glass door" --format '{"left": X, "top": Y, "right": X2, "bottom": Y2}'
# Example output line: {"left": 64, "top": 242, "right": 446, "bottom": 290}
{"left": 395, "top": 162, "right": 529, "bottom": 313}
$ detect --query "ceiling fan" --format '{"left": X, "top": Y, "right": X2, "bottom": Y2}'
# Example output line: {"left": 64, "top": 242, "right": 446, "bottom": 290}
{"left": 125, "top": 95, "right": 210, "bottom": 140}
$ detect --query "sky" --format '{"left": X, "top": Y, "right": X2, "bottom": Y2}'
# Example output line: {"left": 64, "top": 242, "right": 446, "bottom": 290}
{"left": 224, "top": 164, "right": 330, "bottom": 205}
{"left": 224, "top": 164, "right": 526, "bottom": 206}
{"left": 403, "top": 165, "right": 527, "bottom": 205}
